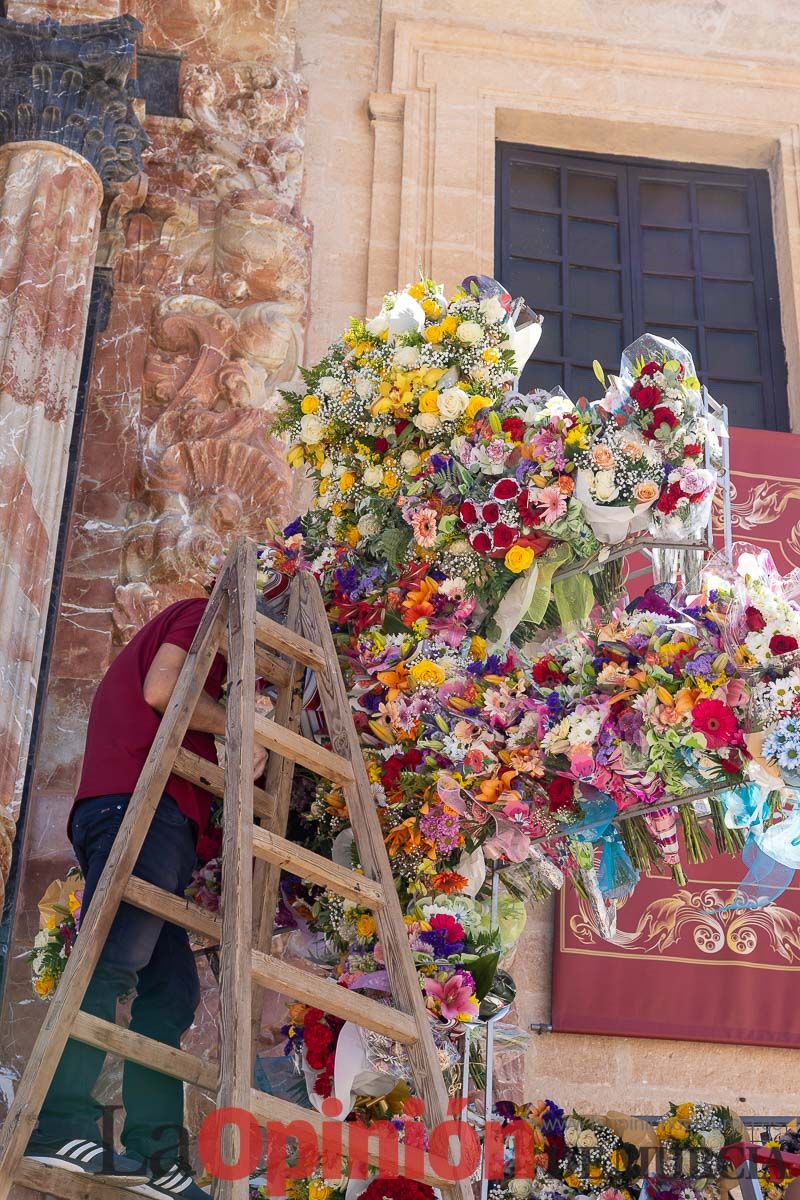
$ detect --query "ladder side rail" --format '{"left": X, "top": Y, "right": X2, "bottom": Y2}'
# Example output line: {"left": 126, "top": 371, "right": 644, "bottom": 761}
{"left": 250, "top": 577, "right": 303, "bottom": 1065}
{"left": 296, "top": 574, "right": 474, "bottom": 1200}
{"left": 0, "top": 559, "right": 234, "bottom": 1200}
{"left": 215, "top": 541, "right": 259, "bottom": 1200}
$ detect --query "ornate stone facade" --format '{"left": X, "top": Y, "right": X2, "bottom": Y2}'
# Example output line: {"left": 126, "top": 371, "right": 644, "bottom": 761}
{"left": 0, "top": 3, "right": 311, "bottom": 1119}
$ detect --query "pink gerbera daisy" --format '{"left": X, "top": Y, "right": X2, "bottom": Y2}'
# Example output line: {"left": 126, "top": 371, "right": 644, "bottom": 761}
{"left": 535, "top": 485, "right": 567, "bottom": 526}
{"left": 411, "top": 506, "right": 438, "bottom": 547}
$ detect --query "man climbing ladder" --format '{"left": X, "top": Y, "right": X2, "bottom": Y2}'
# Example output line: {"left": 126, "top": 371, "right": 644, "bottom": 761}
{"left": 25, "top": 593, "right": 266, "bottom": 1198}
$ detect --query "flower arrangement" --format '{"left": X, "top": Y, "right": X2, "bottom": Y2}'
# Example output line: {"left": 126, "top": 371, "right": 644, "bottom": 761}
{"left": 29, "top": 868, "right": 83, "bottom": 998}
{"left": 560, "top": 1113, "right": 640, "bottom": 1194}
{"left": 655, "top": 1102, "right": 739, "bottom": 1179}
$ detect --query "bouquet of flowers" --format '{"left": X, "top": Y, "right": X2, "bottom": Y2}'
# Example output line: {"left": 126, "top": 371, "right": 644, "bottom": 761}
{"left": 655, "top": 1102, "right": 739, "bottom": 1180}
{"left": 560, "top": 1112, "right": 640, "bottom": 1194}
{"left": 705, "top": 547, "right": 800, "bottom": 674}
{"left": 574, "top": 428, "right": 662, "bottom": 545}
{"left": 29, "top": 868, "right": 84, "bottom": 998}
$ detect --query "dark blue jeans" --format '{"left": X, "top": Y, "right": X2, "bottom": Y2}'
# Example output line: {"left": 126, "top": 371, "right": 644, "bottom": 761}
{"left": 34, "top": 793, "right": 200, "bottom": 1170}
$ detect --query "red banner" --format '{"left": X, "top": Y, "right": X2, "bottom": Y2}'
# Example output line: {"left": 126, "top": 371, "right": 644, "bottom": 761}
{"left": 552, "top": 426, "right": 800, "bottom": 1047}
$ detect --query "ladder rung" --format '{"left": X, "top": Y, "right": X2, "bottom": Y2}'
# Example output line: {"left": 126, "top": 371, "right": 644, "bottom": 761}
{"left": 250, "top": 950, "right": 417, "bottom": 1042}
{"left": 255, "top": 610, "right": 327, "bottom": 673}
{"left": 254, "top": 713, "right": 354, "bottom": 784}
{"left": 248, "top": 1089, "right": 454, "bottom": 1188}
{"left": 71, "top": 1011, "right": 218, "bottom": 1090}
{"left": 252, "top": 827, "right": 385, "bottom": 908}
{"left": 17, "top": 1160, "right": 142, "bottom": 1199}
{"left": 255, "top": 644, "right": 292, "bottom": 687}
{"left": 123, "top": 876, "right": 222, "bottom": 940}
{"left": 173, "top": 748, "right": 275, "bottom": 819}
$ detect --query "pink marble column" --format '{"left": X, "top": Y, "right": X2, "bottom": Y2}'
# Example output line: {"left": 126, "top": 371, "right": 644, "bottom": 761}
{"left": 0, "top": 141, "right": 103, "bottom": 907}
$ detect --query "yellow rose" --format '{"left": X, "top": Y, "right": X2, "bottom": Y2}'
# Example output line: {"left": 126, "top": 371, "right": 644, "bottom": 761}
{"left": 331, "top": 502, "right": 344, "bottom": 516}
{"left": 470, "top": 635, "right": 488, "bottom": 661}
{"left": 308, "top": 1183, "right": 332, "bottom": 1200}
{"left": 339, "top": 471, "right": 356, "bottom": 493}
{"left": 482, "top": 347, "right": 500, "bottom": 363}
{"left": 356, "top": 914, "right": 376, "bottom": 938}
{"left": 301, "top": 394, "right": 320, "bottom": 414}
{"left": 318, "top": 478, "right": 329, "bottom": 495}
{"left": 419, "top": 390, "right": 440, "bottom": 414}
{"left": 466, "top": 395, "right": 490, "bottom": 419}
{"left": 382, "top": 471, "right": 400, "bottom": 492}
{"left": 35, "top": 976, "right": 54, "bottom": 997}
{"left": 441, "top": 314, "right": 459, "bottom": 335}
{"left": 675, "top": 1103, "right": 695, "bottom": 1121}
{"left": 409, "top": 658, "right": 446, "bottom": 688}
{"left": 504, "top": 544, "right": 535, "bottom": 574}
{"left": 565, "top": 1175, "right": 581, "bottom": 1190}
{"left": 346, "top": 526, "right": 360, "bottom": 547}
{"left": 422, "top": 298, "right": 441, "bottom": 318}
{"left": 407, "top": 282, "right": 425, "bottom": 300}
{"left": 424, "top": 325, "right": 444, "bottom": 344}
{"left": 45, "top": 915, "right": 57, "bottom": 931}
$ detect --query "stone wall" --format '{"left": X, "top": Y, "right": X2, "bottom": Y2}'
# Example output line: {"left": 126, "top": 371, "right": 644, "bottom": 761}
{"left": 0, "top": 0, "right": 311, "bottom": 1112}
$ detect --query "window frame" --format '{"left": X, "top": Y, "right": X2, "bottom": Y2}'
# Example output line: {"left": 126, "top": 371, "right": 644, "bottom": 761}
{"left": 495, "top": 142, "right": 790, "bottom": 432}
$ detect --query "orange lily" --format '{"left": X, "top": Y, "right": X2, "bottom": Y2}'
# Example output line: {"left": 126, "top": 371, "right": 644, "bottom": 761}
{"left": 376, "top": 662, "right": 410, "bottom": 699}
{"left": 401, "top": 577, "right": 438, "bottom": 623}
{"left": 477, "top": 769, "right": 519, "bottom": 805}
{"left": 384, "top": 818, "right": 437, "bottom": 859}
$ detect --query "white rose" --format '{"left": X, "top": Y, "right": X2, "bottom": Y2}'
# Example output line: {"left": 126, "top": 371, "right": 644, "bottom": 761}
{"left": 413, "top": 412, "right": 441, "bottom": 433}
{"left": 362, "top": 465, "right": 384, "bottom": 487}
{"left": 357, "top": 514, "right": 380, "bottom": 536}
{"left": 299, "top": 414, "right": 324, "bottom": 444}
{"left": 456, "top": 320, "right": 484, "bottom": 345}
{"left": 355, "top": 375, "right": 374, "bottom": 400}
{"left": 401, "top": 450, "right": 421, "bottom": 470}
{"left": 469, "top": 365, "right": 491, "bottom": 384}
{"left": 479, "top": 296, "right": 506, "bottom": 324}
{"left": 319, "top": 459, "right": 334, "bottom": 477}
{"left": 437, "top": 387, "right": 470, "bottom": 421}
{"left": 317, "top": 491, "right": 332, "bottom": 509}
{"left": 446, "top": 538, "right": 471, "bottom": 556}
{"left": 593, "top": 469, "right": 619, "bottom": 502}
{"left": 393, "top": 346, "right": 421, "bottom": 368}
{"left": 508, "top": 1181, "right": 534, "bottom": 1199}
{"left": 318, "top": 375, "right": 342, "bottom": 397}
{"left": 564, "top": 1127, "right": 579, "bottom": 1148}
{"left": 702, "top": 1130, "right": 725, "bottom": 1153}
{"left": 577, "top": 1130, "right": 597, "bottom": 1149}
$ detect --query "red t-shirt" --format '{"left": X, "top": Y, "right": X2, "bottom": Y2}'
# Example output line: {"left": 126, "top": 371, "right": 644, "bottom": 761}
{"left": 71, "top": 598, "right": 227, "bottom": 840}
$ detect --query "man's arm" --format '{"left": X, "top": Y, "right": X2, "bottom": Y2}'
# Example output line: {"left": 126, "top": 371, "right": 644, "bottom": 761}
{"left": 143, "top": 643, "right": 267, "bottom": 779}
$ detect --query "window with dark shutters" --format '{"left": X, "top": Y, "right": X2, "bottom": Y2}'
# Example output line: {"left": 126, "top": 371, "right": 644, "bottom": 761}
{"left": 496, "top": 144, "right": 789, "bottom": 431}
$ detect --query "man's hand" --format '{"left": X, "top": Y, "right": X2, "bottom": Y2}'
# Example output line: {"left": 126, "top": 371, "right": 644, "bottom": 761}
{"left": 253, "top": 743, "right": 268, "bottom": 781}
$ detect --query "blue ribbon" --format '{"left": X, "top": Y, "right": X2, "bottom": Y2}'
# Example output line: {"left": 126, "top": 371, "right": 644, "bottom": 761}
{"left": 563, "top": 792, "right": 639, "bottom": 901}
{"left": 715, "top": 785, "right": 795, "bottom": 911}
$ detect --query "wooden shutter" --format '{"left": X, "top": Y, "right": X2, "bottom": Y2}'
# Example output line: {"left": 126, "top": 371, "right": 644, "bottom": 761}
{"left": 496, "top": 144, "right": 789, "bottom": 431}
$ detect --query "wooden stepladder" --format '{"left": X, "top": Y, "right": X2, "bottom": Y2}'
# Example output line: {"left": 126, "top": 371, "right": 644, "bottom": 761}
{"left": 0, "top": 539, "right": 472, "bottom": 1200}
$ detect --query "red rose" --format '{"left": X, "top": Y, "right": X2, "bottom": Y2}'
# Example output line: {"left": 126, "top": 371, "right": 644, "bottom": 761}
{"left": 502, "top": 416, "right": 526, "bottom": 441}
{"left": 492, "top": 477, "right": 520, "bottom": 500}
{"left": 481, "top": 501, "right": 500, "bottom": 525}
{"left": 683, "top": 442, "right": 702, "bottom": 458}
{"left": 547, "top": 776, "right": 575, "bottom": 812}
{"left": 361, "top": 1179, "right": 436, "bottom": 1200}
{"left": 374, "top": 437, "right": 389, "bottom": 453}
{"left": 394, "top": 420, "right": 409, "bottom": 435}
{"left": 459, "top": 500, "right": 478, "bottom": 525}
{"left": 635, "top": 385, "right": 663, "bottom": 411}
{"left": 769, "top": 634, "right": 799, "bottom": 655}
{"left": 492, "top": 522, "right": 516, "bottom": 550}
{"left": 651, "top": 405, "right": 678, "bottom": 429}
{"left": 470, "top": 530, "right": 492, "bottom": 554}
{"left": 640, "top": 361, "right": 660, "bottom": 377}
{"left": 305, "top": 1045, "right": 328, "bottom": 1069}
{"left": 744, "top": 606, "right": 766, "bottom": 632}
